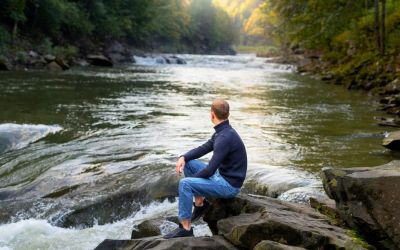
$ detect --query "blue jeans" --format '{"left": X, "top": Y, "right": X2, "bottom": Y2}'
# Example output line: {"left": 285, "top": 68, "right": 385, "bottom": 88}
{"left": 178, "top": 160, "right": 240, "bottom": 220}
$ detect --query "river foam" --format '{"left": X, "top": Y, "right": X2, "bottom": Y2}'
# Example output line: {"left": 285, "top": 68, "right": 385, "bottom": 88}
{"left": 0, "top": 124, "right": 62, "bottom": 154}
{"left": 0, "top": 199, "right": 211, "bottom": 250}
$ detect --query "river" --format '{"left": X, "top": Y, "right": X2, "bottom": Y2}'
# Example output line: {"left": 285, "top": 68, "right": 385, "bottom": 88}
{"left": 0, "top": 54, "right": 397, "bottom": 250}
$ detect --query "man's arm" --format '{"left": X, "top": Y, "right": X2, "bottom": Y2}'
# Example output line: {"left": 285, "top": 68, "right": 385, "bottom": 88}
{"left": 194, "top": 135, "right": 230, "bottom": 179}
{"left": 182, "top": 136, "right": 214, "bottom": 162}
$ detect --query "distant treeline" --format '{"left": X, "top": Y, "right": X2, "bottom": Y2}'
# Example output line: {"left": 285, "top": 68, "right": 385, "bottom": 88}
{"left": 0, "top": 0, "right": 239, "bottom": 55}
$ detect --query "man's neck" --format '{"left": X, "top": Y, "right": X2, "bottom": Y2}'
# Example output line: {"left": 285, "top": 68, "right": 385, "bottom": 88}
{"left": 213, "top": 119, "right": 225, "bottom": 126}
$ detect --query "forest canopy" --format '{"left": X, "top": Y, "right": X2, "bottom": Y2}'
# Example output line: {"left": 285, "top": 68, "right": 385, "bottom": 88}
{"left": 0, "top": 0, "right": 240, "bottom": 54}
{"left": 1, "top": 0, "right": 399, "bottom": 59}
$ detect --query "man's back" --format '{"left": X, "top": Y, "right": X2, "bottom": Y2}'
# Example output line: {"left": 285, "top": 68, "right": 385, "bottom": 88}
{"left": 184, "top": 120, "right": 247, "bottom": 188}
{"left": 213, "top": 120, "right": 247, "bottom": 188}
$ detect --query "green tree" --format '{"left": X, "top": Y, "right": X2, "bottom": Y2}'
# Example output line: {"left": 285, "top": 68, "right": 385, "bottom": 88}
{"left": 3, "top": 0, "right": 26, "bottom": 41}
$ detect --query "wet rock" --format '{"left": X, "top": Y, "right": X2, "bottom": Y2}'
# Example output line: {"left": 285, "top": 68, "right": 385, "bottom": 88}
{"left": 59, "top": 190, "right": 142, "bottom": 228}
{"left": 0, "top": 58, "right": 11, "bottom": 71}
{"left": 379, "top": 96, "right": 393, "bottom": 104}
{"left": 377, "top": 117, "right": 400, "bottom": 128}
{"left": 204, "top": 194, "right": 368, "bottom": 250}
{"left": 0, "top": 166, "right": 180, "bottom": 228}
{"left": 57, "top": 173, "right": 179, "bottom": 228}
{"left": 156, "top": 57, "right": 166, "bottom": 64}
{"left": 131, "top": 217, "right": 179, "bottom": 239}
{"left": 254, "top": 240, "right": 306, "bottom": 250}
{"left": 380, "top": 78, "right": 400, "bottom": 95}
{"left": 379, "top": 95, "right": 400, "bottom": 106}
{"left": 131, "top": 219, "right": 163, "bottom": 239}
{"left": 382, "top": 131, "right": 400, "bottom": 150}
{"left": 95, "top": 236, "right": 237, "bottom": 250}
{"left": 322, "top": 162, "right": 400, "bottom": 249}
{"left": 73, "top": 58, "right": 89, "bottom": 67}
{"left": 379, "top": 103, "right": 396, "bottom": 111}
{"left": 46, "top": 61, "right": 63, "bottom": 71}
{"left": 165, "top": 56, "right": 186, "bottom": 64}
{"left": 386, "top": 107, "right": 400, "bottom": 115}
{"left": 148, "top": 174, "right": 179, "bottom": 200}
{"left": 55, "top": 58, "right": 70, "bottom": 70}
{"left": 309, "top": 196, "right": 342, "bottom": 225}
{"left": 321, "top": 74, "right": 334, "bottom": 81}
{"left": 105, "top": 42, "right": 134, "bottom": 64}
{"left": 44, "top": 54, "right": 56, "bottom": 63}
{"left": 29, "top": 57, "right": 47, "bottom": 68}
{"left": 107, "top": 41, "right": 125, "bottom": 54}
{"left": 87, "top": 54, "right": 113, "bottom": 67}
{"left": 28, "top": 50, "right": 39, "bottom": 58}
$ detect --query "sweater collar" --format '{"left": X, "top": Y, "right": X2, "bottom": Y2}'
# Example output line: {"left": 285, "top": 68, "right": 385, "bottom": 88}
{"left": 214, "top": 119, "right": 230, "bottom": 133}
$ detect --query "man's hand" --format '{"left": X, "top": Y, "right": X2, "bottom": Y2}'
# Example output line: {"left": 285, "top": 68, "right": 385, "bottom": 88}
{"left": 175, "top": 156, "right": 185, "bottom": 176}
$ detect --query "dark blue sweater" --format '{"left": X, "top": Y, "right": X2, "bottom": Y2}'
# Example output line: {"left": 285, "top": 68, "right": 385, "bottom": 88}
{"left": 183, "top": 120, "right": 247, "bottom": 188}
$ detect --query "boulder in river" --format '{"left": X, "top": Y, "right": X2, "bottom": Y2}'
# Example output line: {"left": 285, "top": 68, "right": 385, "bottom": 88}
{"left": 322, "top": 161, "right": 400, "bottom": 249}
{"left": 0, "top": 58, "right": 11, "bottom": 71}
{"left": 87, "top": 54, "right": 113, "bottom": 67}
{"left": 28, "top": 50, "right": 39, "bottom": 58}
{"left": 46, "top": 61, "right": 63, "bottom": 71}
{"left": 165, "top": 56, "right": 186, "bottom": 65}
{"left": 131, "top": 220, "right": 162, "bottom": 239}
{"left": 131, "top": 217, "right": 178, "bottom": 239}
{"left": 105, "top": 41, "right": 134, "bottom": 64}
{"left": 377, "top": 117, "right": 400, "bottom": 128}
{"left": 28, "top": 56, "right": 47, "bottom": 68}
{"left": 382, "top": 131, "right": 400, "bottom": 150}
{"left": 44, "top": 54, "right": 56, "bottom": 63}
{"left": 55, "top": 58, "right": 70, "bottom": 70}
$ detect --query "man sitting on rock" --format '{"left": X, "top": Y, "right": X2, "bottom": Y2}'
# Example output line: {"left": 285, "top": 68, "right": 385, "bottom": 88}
{"left": 164, "top": 99, "right": 248, "bottom": 239}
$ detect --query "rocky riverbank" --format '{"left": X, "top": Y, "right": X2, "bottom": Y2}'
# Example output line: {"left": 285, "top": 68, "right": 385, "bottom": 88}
{"left": 322, "top": 161, "right": 400, "bottom": 249}
{"left": 95, "top": 194, "right": 373, "bottom": 250}
{"left": 0, "top": 41, "right": 189, "bottom": 72}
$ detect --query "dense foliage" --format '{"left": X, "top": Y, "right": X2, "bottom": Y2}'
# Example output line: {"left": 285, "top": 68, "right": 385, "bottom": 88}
{"left": 258, "top": 0, "right": 400, "bottom": 58}
{"left": 227, "top": 0, "right": 399, "bottom": 90}
{"left": 0, "top": 0, "right": 239, "bottom": 54}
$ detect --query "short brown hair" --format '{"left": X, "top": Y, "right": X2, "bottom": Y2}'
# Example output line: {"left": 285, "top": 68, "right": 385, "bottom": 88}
{"left": 211, "top": 99, "right": 230, "bottom": 120}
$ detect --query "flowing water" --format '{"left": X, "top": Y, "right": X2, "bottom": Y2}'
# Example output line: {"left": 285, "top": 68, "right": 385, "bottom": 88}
{"left": 0, "top": 54, "right": 398, "bottom": 250}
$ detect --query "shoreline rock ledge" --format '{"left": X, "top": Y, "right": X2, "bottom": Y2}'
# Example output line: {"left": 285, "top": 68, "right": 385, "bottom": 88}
{"left": 95, "top": 194, "right": 370, "bottom": 250}
{"left": 322, "top": 161, "right": 400, "bottom": 250}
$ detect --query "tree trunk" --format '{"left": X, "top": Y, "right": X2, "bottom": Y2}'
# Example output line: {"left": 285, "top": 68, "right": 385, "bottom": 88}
{"left": 374, "top": 0, "right": 381, "bottom": 53}
{"left": 381, "top": 0, "right": 386, "bottom": 55}
{"left": 12, "top": 21, "right": 18, "bottom": 44}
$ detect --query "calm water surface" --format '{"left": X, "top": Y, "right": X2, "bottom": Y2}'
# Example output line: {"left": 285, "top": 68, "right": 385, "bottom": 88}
{"left": 0, "top": 54, "right": 397, "bottom": 250}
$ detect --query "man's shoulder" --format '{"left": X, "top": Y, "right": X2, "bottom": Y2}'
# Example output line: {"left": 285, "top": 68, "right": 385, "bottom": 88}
{"left": 218, "top": 126, "right": 242, "bottom": 142}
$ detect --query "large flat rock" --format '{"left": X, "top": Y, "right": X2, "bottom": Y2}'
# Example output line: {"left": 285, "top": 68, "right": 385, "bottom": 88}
{"left": 94, "top": 235, "right": 238, "bottom": 250}
{"left": 322, "top": 161, "right": 400, "bottom": 249}
{"left": 204, "top": 194, "right": 369, "bottom": 250}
